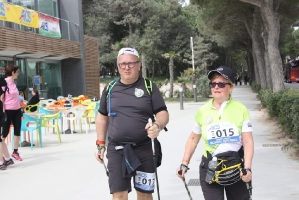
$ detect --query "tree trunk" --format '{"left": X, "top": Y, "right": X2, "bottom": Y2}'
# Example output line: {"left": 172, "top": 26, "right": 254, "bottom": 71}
{"left": 246, "top": 47, "right": 254, "bottom": 82}
{"left": 141, "top": 51, "right": 146, "bottom": 78}
{"left": 252, "top": 46, "right": 261, "bottom": 85}
{"left": 169, "top": 58, "right": 174, "bottom": 98}
{"left": 241, "top": 0, "right": 284, "bottom": 91}
{"left": 151, "top": 60, "right": 155, "bottom": 80}
{"left": 260, "top": 0, "right": 284, "bottom": 92}
{"left": 252, "top": 7, "right": 267, "bottom": 88}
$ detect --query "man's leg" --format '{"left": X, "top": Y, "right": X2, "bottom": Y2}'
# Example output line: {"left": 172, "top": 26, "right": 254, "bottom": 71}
{"left": 112, "top": 191, "right": 128, "bottom": 200}
{"left": 136, "top": 191, "right": 152, "bottom": 200}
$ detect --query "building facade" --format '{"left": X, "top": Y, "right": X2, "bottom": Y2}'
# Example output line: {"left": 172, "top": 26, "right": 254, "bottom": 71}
{"left": 0, "top": 0, "right": 99, "bottom": 100}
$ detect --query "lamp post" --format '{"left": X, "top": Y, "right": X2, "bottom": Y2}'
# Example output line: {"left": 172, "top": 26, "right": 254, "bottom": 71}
{"left": 190, "top": 37, "right": 197, "bottom": 102}
{"left": 179, "top": 87, "right": 184, "bottom": 110}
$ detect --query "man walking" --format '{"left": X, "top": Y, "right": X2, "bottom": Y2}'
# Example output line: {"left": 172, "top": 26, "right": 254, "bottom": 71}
{"left": 95, "top": 47, "right": 169, "bottom": 200}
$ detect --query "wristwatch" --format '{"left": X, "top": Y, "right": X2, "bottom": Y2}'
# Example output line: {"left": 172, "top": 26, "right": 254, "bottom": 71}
{"left": 243, "top": 168, "right": 252, "bottom": 173}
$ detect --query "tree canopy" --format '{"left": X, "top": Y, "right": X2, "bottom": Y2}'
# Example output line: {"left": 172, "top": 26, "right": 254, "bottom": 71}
{"left": 83, "top": 0, "right": 299, "bottom": 92}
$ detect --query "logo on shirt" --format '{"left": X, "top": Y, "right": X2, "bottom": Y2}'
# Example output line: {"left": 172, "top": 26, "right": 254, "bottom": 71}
{"left": 206, "top": 116, "right": 213, "bottom": 124}
{"left": 247, "top": 122, "right": 252, "bottom": 127}
{"left": 135, "top": 88, "right": 144, "bottom": 98}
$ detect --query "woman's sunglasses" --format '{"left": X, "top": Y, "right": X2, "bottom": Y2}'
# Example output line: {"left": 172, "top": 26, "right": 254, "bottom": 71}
{"left": 209, "top": 82, "right": 231, "bottom": 88}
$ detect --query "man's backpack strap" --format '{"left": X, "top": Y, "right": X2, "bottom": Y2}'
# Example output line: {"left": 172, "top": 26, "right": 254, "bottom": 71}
{"left": 143, "top": 78, "right": 152, "bottom": 95}
{"left": 106, "top": 78, "right": 119, "bottom": 98}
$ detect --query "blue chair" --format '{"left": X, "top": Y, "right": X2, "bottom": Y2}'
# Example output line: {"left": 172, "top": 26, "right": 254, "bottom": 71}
{"left": 12, "top": 113, "right": 42, "bottom": 150}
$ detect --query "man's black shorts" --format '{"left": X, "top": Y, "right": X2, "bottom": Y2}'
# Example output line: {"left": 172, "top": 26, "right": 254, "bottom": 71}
{"left": 106, "top": 139, "right": 160, "bottom": 194}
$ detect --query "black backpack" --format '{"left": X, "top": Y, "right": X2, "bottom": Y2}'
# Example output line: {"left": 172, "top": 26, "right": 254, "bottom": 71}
{"left": 0, "top": 78, "right": 8, "bottom": 127}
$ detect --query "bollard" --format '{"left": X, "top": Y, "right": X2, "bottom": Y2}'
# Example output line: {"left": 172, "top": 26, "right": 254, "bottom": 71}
{"left": 179, "top": 87, "right": 184, "bottom": 110}
{"left": 193, "top": 84, "right": 197, "bottom": 102}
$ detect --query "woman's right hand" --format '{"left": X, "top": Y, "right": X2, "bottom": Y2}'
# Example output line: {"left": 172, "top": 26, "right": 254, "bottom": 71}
{"left": 176, "top": 167, "right": 186, "bottom": 180}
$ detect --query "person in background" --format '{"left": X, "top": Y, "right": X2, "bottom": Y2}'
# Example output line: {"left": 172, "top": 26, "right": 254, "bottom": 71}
{"left": 26, "top": 89, "right": 40, "bottom": 112}
{"left": 18, "top": 92, "right": 24, "bottom": 102}
{"left": 0, "top": 65, "right": 23, "bottom": 168}
{"left": 177, "top": 66, "right": 254, "bottom": 200}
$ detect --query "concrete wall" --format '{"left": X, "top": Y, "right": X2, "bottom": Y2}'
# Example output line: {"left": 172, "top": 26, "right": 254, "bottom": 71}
{"left": 59, "top": 0, "right": 86, "bottom": 97}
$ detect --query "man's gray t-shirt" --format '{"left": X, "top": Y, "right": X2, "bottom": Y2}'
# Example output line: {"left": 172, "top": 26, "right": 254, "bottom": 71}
{"left": 99, "top": 76, "right": 167, "bottom": 144}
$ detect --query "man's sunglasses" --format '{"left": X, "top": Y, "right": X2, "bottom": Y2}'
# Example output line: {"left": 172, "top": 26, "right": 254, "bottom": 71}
{"left": 209, "top": 82, "right": 231, "bottom": 88}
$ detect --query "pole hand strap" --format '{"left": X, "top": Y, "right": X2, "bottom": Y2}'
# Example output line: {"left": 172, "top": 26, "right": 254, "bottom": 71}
{"left": 179, "top": 164, "right": 190, "bottom": 175}
{"left": 97, "top": 145, "right": 106, "bottom": 155}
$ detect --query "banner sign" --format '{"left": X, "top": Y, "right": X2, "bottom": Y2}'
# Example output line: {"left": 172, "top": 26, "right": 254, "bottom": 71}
{"left": 0, "top": 1, "right": 39, "bottom": 28}
{"left": 38, "top": 13, "right": 61, "bottom": 38}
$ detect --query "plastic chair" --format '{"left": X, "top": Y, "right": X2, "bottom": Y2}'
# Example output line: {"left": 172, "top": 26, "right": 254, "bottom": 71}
{"left": 62, "top": 106, "right": 88, "bottom": 134}
{"left": 83, "top": 103, "right": 96, "bottom": 129}
{"left": 18, "top": 114, "right": 42, "bottom": 150}
{"left": 41, "top": 112, "right": 62, "bottom": 144}
{"left": 24, "top": 103, "right": 40, "bottom": 113}
{"left": 57, "top": 96, "right": 64, "bottom": 100}
{"left": 82, "top": 99, "right": 92, "bottom": 106}
{"left": 39, "top": 99, "right": 55, "bottom": 108}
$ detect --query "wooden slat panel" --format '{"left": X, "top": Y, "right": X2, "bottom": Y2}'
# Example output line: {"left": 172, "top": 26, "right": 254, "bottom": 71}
{"left": 84, "top": 35, "right": 100, "bottom": 98}
{"left": 0, "top": 27, "right": 81, "bottom": 59}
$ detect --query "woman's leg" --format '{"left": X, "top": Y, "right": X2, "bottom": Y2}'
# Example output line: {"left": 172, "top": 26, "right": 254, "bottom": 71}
{"left": 11, "top": 109, "right": 22, "bottom": 161}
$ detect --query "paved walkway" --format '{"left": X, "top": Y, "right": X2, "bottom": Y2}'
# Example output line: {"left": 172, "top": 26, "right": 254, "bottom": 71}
{"left": 2, "top": 85, "right": 299, "bottom": 200}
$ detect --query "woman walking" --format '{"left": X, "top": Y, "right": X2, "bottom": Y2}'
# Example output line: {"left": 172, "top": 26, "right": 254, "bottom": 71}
{"left": 0, "top": 65, "right": 23, "bottom": 166}
{"left": 177, "top": 66, "right": 254, "bottom": 200}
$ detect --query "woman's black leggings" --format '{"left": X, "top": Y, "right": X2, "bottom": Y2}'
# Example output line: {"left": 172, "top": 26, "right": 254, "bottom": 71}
{"left": 1, "top": 108, "right": 22, "bottom": 139}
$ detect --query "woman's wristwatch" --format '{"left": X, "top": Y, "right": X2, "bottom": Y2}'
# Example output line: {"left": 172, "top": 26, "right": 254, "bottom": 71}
{"left": 243, "top": 168, "right": 252, "bottom": 173}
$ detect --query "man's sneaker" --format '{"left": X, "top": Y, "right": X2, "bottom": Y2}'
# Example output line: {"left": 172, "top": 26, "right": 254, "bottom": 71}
{"left": 12, "top": 152, "right": 22, "bottom": 161}
{"left": 0, "top": 164, "right": 7, "bottom": 170}
{"left": 4, "top": 158, "right": 14, "bottom": 166}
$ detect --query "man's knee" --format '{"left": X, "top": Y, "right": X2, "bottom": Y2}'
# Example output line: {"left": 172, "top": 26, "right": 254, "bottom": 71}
{"left": 136, "top": 191, "right": 153, "bottom": 200}
{"left": 112, "top": 191, "right": 128, "bottom": 200}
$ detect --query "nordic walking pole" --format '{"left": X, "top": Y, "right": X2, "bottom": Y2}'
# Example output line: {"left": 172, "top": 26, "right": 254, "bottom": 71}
{"left": 148, "top": 118, "right": 161, "bottom": 200}
{"left": 95, "top": 151, "right": 109, "bottom": 177}
{"left": 178, "top": 170, "right": 193, "bottom": 200}
{"left": 242, "top": 169, "right": 253, "bottom": 200}
{"left": 101, "top": 158, "right": 109, "bottom": 177}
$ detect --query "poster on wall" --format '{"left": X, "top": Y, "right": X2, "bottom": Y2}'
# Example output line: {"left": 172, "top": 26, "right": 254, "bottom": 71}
{"left": 0, "top": 0, "right": 39, "bottom": 28}
{"left": 34, "top": 76, "right": 40, "bottom": 85}
{"left": 38, "top": 13, "right": 61, "bottom": 38}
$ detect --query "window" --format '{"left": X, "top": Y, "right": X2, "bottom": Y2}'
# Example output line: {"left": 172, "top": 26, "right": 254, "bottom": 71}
{"left": 38, "top": 0, "right": 58, "bottom": 17}
{"left": 11, "top": 0, "right": 35, "bottom": 10}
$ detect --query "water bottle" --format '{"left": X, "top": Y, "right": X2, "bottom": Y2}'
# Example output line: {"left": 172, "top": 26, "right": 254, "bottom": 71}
{"left": 205, "top": 157, "right": 218, "bottom": 184}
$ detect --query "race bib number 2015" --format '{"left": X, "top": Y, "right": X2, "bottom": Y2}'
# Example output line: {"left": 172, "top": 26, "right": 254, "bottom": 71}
{"left": 207, "top": 122, "right": 240, "bottom": 145}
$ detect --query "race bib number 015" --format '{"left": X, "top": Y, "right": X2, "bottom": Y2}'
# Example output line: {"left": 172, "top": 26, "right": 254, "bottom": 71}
{"left": 207, "top": 122, "right": 240, "bottom": 145}
{"left": 134, "top": 171, "right": 155, "bottom": 192}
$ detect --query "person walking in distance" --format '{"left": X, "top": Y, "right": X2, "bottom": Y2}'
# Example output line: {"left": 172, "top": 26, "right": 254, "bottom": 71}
{"left": 95, "top": 47, "right": 169, "bottom": 200}
{"left": 0, "top": 65, "right": 23, "bottom": 170}
{"left": 176, "top": 66, "right": 254, "bottom": 200}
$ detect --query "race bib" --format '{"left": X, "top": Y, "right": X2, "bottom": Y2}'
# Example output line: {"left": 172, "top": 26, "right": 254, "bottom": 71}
{"left": 134, "top": 171, "right": 155, "bottom": 192}
{"left": 207, "top": 122, "right": 240, "bottom": 145}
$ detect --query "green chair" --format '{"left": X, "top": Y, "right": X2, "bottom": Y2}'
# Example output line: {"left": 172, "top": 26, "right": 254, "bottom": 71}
{"left": 24, "top": 103, "right": 40, "bottom": 113}
{"left": 41, "top": 111, "right": 62, "bottom": 144}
